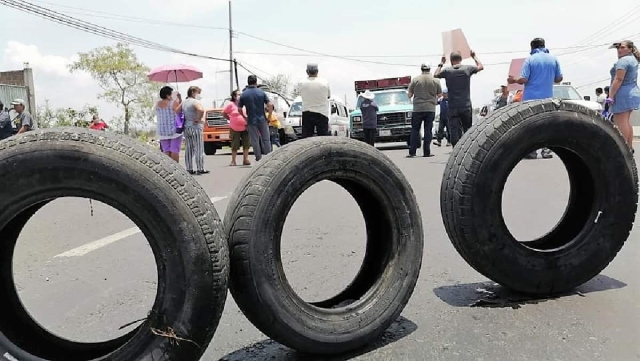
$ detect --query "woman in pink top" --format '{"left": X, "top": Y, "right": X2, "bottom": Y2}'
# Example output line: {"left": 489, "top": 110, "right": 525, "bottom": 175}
{"left": 223, "top": 90, "right": 251, "bottom": 166}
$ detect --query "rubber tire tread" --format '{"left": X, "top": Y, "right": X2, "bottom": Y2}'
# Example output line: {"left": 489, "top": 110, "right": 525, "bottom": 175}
{"left": 225, "top": 136, "right": 424, "bottom": 355}
{"left": 0, "top": 128, "right": 229, "bottom": 361}
{"left": 440, "top": 100, "right": 638, "bottom": 295}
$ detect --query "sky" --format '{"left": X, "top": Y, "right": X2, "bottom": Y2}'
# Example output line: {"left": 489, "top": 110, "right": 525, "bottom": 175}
{"left": 1, "top": 0, "right": 638, "bottom": 124}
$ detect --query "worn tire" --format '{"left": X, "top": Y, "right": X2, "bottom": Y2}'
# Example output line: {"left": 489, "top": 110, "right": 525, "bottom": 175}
{"left": 441, "top": 100, "right": 638, "bottom": 295}
{"left": 0, "top": 128, "right": 229, "bottom": 361}
{"left": 225, "top": 137, "right": 423, "bottom": 354}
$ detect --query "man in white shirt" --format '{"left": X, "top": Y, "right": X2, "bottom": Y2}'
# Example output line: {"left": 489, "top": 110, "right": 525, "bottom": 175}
{"left": 299, "top": 63, "right": 331, "bottom": 138}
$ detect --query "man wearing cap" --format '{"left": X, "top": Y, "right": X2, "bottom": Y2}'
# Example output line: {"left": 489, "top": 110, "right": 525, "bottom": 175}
{"left": 407, "top": 63, "right": 442, "bottom": 157}
{"left": 507, "top": 37, "right": 563, "bottom": 159}
{"left": 434, "top": 50, "right": 484, "bottom": 147}
{"left": 0, "top": 102, "right": 12, "bottom": 140}
{"left": 299, "top": 63, "right": 331, "bottom": 138}
{"left": 238, "top": 75, "right": 274, "bottom": 161}
{"left": 11, "top": 99, "right": 36, "bottom": 134}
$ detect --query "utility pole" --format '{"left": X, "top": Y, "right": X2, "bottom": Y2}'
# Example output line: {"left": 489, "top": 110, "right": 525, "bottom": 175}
{"left": 228, "top": 0, "right": 234, "bottom": 94}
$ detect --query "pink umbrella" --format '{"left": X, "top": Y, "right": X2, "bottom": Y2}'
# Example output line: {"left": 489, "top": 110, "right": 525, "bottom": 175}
{"left": 147, "top": 64, "right": 203, "bottom": 83}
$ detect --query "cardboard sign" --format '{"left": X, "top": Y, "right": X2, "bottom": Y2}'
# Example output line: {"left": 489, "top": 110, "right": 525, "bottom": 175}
{"left": 442, "top": 28, "right": 472, "bottom": 59}
{"left": 507, "top": 58, "right": 526, "bottom": 91}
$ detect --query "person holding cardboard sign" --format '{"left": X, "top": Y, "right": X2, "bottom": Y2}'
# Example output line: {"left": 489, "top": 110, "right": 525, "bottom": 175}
{"left": 507, "top": 37, "right": 563, "bottom": 159}
{"left": 434, "top": 50, "right": 484, "bottom": 147}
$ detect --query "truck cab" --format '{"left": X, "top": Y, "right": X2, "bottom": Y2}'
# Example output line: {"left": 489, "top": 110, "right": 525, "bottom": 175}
{"left": 349, "top": 76, "right": 414, "bottom": 144}
{"left": 553, "top": 83, "right": 602, "bottom": 112}
{"left": 203, "top": 99, "right": 231, "bottom": 156}
{"left": 202, "top": 87, "right": 291, "bottom": 155}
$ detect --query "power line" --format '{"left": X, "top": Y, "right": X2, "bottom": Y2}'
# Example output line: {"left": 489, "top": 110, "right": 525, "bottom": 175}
{"left": 0, "top": 0, "right": 231, "bottom": 63}
{"left": 233, "top": 43, "right": 615, "bottom": 59}
{"left": 575, "top": 77, "right": 610, "bottom": 89}
{"left": 8, "top": 0, "right": 633, "bottom": 68}
{"left": 26, "top": 0, "right": 229, "bottom": 30}
{"left": 556, "top": 5, "right": 640, "bottom": 56}
{"left": 235, "top": 60, "right": 274, "bottom": 80}
{"left": 25, "top": 0, "right": 588, "bottom": 59}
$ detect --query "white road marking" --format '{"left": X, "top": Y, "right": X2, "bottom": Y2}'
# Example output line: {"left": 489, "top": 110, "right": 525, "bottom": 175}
{"left": 54, "top": 195, "right": 229, "bottom": 258}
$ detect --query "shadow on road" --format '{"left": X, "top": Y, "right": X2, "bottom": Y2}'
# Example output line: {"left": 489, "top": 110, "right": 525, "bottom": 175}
{"left": 209, "top": 142, "right": 410, "bottom": 157}
{"left": 432, "top": 274, "right": 627, "bottom": 309}
{"left": 218, "top": 316, "right": 417, "bottom": 361}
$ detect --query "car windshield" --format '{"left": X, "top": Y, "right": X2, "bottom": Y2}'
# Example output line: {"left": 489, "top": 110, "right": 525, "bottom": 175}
{"left": 289, "top": 102, "right": 302, "bottom": 116}
{"left": 356, "top": 90, "right": 412, "bottom": 108}
{"left": 553, "top": 86, "right": 583, "bottom": 101}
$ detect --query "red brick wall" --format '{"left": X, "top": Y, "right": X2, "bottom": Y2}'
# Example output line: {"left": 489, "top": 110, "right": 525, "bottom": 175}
{"left": 0, "top": 70, "right": 25, "bottom": 86}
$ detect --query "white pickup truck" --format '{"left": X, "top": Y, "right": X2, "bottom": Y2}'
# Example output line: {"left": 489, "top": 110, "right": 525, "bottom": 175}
{"left": 552, "top": 84, "right": 603, "bottom": 112}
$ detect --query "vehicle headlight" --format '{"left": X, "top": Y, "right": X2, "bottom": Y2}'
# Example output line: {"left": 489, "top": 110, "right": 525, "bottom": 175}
{"left": 406, "top": 112, "right": 412, "bottom": 119}
{"left": 353, "top": 116, "right": 362, "bottom": 123}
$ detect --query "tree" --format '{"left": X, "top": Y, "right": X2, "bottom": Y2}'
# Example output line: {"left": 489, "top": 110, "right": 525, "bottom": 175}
{"left": 291, "top": 82, "right": 301, "bottom": 99}
{"left": 35, "top": 100, "right": 56, "bottom": 129}
{"left": 36, "top": 100, "right": 98, "bottom": 128}
{"left": 262, "top": 74, "right": 303, "bottom": 101}
{"left": 68, "top": 43, "right": 158, "bottom": 135}
{"left": 262, "top": 74, "right": 290, "bottom": 96}
{"left": 55, "top": 105, "right": 99, "bottom": 128}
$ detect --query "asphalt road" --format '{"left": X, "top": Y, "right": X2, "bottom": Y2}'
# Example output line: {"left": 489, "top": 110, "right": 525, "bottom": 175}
{"left": 12, "top": 140, "right": 640, "bottom": 361}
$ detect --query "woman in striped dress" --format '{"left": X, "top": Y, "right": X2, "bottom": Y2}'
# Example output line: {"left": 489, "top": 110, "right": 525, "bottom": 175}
{"left": 182, "top": 86, "right": 209, "bottom": 175}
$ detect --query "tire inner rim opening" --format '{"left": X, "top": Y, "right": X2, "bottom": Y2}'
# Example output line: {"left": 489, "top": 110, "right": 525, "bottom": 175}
{"left": 502, "top": 146, "right": 597, "bottom": 252}
{"left": 0, "top": 196, "right": 158, "bottom": 360}
{"left": 277, "top": 176, "right": 396, "bottom": 311}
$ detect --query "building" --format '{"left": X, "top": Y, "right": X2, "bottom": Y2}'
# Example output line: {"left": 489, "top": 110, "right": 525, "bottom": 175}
{"left": 0, "top": 63, "right": 36, "bottom": 113}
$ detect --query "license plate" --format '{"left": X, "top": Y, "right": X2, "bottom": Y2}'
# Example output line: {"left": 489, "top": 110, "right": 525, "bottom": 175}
{"left": 379, "top": 129, "right": 391, "bottom": 137}
{"left": 220, "top": 134, "right": 230, "bottom": 140}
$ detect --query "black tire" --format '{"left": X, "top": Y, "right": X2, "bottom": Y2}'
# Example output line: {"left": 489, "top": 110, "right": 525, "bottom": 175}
{"left": 225, "top": 137, "right": 424, "bottom": 354}
{"left": 441, "top": 100, "right": 638, "bottom": 295}
{"left": 204, "top": 142, "right": 217, "bottom": 155}
{"left": 0, "top": 128, "right": 229, "bottom": 360}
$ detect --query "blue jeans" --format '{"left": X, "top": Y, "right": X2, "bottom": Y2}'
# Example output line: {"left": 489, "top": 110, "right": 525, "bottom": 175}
{"left": 409, "top": 111, "right": 435, "bottom": 156}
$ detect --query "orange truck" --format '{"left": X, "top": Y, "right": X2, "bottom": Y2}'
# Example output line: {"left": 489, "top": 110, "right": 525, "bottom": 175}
{"left": 202, "top": 99, "right": 231, "bottom": 155}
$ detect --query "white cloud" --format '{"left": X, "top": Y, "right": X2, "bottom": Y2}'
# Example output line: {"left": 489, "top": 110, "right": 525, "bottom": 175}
{"left": 1, "top": 41, "right": 115, "bottom": 118}
{"left": 2, "top": 41, "right": 92, "bottom": 84}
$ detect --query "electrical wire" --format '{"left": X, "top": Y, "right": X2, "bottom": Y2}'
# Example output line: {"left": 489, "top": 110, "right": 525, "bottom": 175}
{"left": 8, "top": 0, "right": 635, "bottom": 68}
{"left": 0, "top": 0, "right": 231, "bottom": 63}
{"left": 555, "top": 5, "right": 640, "bottom": 56}
{"left": 25, "top": 0, "right": 229, "bottom": 30}
{"left": 26, "top": 0, "right": 611, "bottom": 59}
{"left": 575, "top": 77, "right": 611, "bottom": 89}
{"left": 233, "top": 43, "right": 614, "bottom": 59}
{"left": 235, "top": 60, "right": 274, "bottom": 80}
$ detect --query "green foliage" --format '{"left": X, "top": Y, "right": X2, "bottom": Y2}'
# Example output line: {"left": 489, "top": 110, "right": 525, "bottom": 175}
{"left": 68, "top": 43, "right": 159, "bottom": 134}
{"left": 36, "top": 100, "right": 99, "bottom": 128}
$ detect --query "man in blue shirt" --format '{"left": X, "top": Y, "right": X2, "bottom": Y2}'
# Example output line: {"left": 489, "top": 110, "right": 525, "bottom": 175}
{"left": 507, "top": 37, "right": 563, "bottom": 159}
{"left": 433, "top": 89, "right": 450, "bottom": 147}
{"left": 238, "top": 75, "right": 274, "bottom": 161}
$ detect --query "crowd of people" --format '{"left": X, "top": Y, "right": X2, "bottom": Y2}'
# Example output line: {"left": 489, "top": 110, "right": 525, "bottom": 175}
{"left": 0, "top": 98, "right": 35, "bottom": 140}
{"left": 428, "top": 37, "right": 640, "bottom": 159}
{"left": 154, "top": 63, "right": 333, "bottom": 171}
{"left": 1, "top": 37, "right": 638, "bottom": 173}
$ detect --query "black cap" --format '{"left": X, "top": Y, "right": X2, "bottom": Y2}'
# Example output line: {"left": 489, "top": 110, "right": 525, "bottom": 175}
{"left": 530, "top": 37, "right": 545, "bottom": 49}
